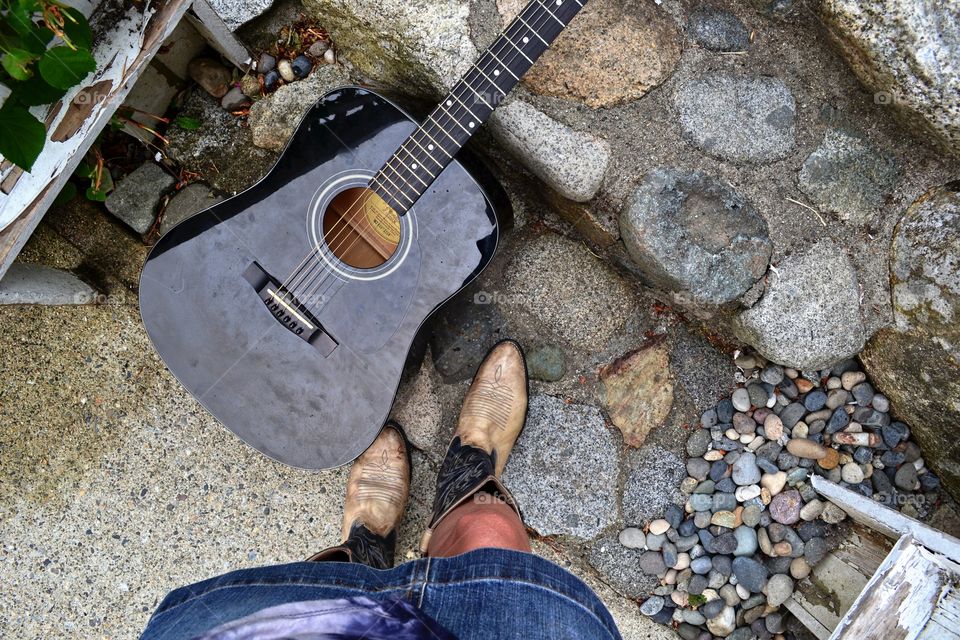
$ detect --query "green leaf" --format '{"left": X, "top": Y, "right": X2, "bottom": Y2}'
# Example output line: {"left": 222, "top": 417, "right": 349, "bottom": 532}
{"left": 174, "top": 115, "right": 201, "bottom": 130}
{"left": 74, "top": 161, "right": 95, "bottom": 178}
{"left": 0, "top": 102, "right": 46, "bottom": 170}
{"left": 1, "top": 48, "right": 36, "bottom": 80}
{"left": 7, "top": 1, "right": 38, "bottom": 37}
{"left": 60, "top": 8, "right": 93, "bottom": 50}
{"left": 85, "top": 184, "right": 107, "bottom": 201}
{"left": 10, "top": 73, "right": 68, "bottom": 106}
{"left": 38, "top": 45, "right": 95, "bottom": 89}
{"left": 19, "top": 26, "right": 54, "bottom": 56}
{"left": 53, "top": 180, "right": 77, "bottom": 205}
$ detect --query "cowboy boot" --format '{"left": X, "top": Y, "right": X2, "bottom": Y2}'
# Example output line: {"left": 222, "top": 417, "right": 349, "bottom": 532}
{"left": 308, "top": 422, "right": 411, "bottom": 569}
{"left": 420, "top": 339, "right": 528, "bottom": 553}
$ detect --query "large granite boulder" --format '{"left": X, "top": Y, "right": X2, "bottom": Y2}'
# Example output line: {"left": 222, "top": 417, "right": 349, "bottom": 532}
{"left": 861, "top": 182, "right": 960, "bottom": 500}
{"left": 619, "top": 168, "right": 772, "bottom": 306}
{"left": 495, "top": 0, "right": 681, "bottom": 108}
{"left": 821, "top": 0, "right": 960, "bottom": 155}
{"left": 735, "top": 240, "right": 866, "bottom": 370}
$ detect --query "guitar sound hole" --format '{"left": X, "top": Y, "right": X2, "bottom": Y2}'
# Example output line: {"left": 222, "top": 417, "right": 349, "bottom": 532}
{"left": 322, "top": 187, "right": 400, "bottom": 269}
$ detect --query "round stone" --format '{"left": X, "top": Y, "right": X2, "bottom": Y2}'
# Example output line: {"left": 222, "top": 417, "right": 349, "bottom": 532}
{"left": 686, "top": 429, "right": 712, "bottom": 457}
{"left": 841, "top": 371, "right": 866, "bottom": 390}
{"left": 821, "top": 503, "right": 848, "bottom": 524}
{"left": 819, "top": 447, "right": 841, "bottom": 470}
{"left": 291, "top": 54, "right": 313, "bottom": 78}
{"left": 732, "top": 557, "right": 769, "bottom": 593}
{"left": 841, "top": 462, "right": 865, "bottom": 484}
{"left": 736, "top": 484, "right": 761, "bottom": 502}
{"left": 742, "top": 504, "right": 762, "bottom": 527}
{"left": 640, "top": 595, "right": 665, "bottom": 616}
{"left": 701, "top": 596, "right": 727, "bottom": 620}
{"left": 706, "top": 605, "right": 736, "bottom": 636}
{"left": 799, "top": 499, "right": 824, "bottom": 521}
{"left": 691, "top": 556, "right": 713, "bottom": 575}
{"left": 804, "top": 536, "right": 829, "bottom": 564}
{"left": 711, "top": 510, "right": 738, "bottom": 529}
{"left": 769, "top": 489, "right": 802, "bottom": 524}
{"left": 786, "top": 438, "right": 829, "bottom": 460}
{"left": 766, "top": 574, "right": 794, "bottom": 606}
{"left": 732, "top": 388, "right": 751, "bottom": 412}
{"left": 790, "top": 557, "right": 811, "bottom": 579}
{"left": 732, "top": 452, "right": 762, "bottom": 485}
{"left": 734, "top": 525, "right": 759, "bottom": 557}
{"left": 618, "top": 527, "right": 647, "bottom": 549}
{"left": 804, "top": 390, "right": 828, "bottom": 411}
{"left": 277, "top": 58, "right": 295, "bottom": 82}
{"left": 760, "top": 471, "right": 788, "bottom": 495}
{"left": 763, "top": 414, "right": 784, "bottom": 440}
{"left": 649, "top": 519, "right": 671, "bottom": 535}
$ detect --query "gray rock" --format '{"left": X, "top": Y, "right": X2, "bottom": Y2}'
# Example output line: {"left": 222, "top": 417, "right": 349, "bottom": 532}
{"left": 798, "top": 128, "right": 899, "bottom": 223}
{"left": 248, "top": 65, "right": 351, "bottom": 152}
{"left": 674, "top": 74, "right": 796, "bottom": 163}
{"left": 488, "top": 100, "right": 610, "bottom": 202}
{"left": 221, "top": 87, "right": 251, "bottom": 111}
{"left": 0, "top": 264, "right": 95, "bottom": 305}
{"left": 159, "top": 183, "right": 223, "bottom": 235}
{"left": 619, "top": 168, "right": 772, "bottom": 305}
{"left": 640, "top": 595, "right": 665, "bottom": 616}
{"left": 821, "top": 0, "right": 960, "bottom": 155}
{"left": 766, "top": 573, "right": 794, "bottom": 606}
{"left": 732, "top": 556, "right": 769, "bottom": 593}
{"left": 622, "top": 444, "right": 687, "bottom": 525}
{"left": 589, "top": 536, "right": 660, "bottom": 598}
{"left": 734, "top": 525, "right": 759, "bottom": 556}
{"left": 619, "top": 527, "right": 647, "bottom": 550}
{"left": 688, "top": 5, "right": 751, "bottom": 52}
{"left": 526, "top": 345, "right": 566, "bottom": 382}
{"left": 105, "top": 163, "right": 175, "bottom": 234}
{"left": 687, "top": 429, "right": 712, "bottom": 458}
{"left": 861, "top": 183, "right": 960, "bottom": 501}
{"left": 735, "top": 240, "right": 866, "bottom": 369}
{"left": 691, "top": 556, "right": 713, "bottom": 574}
{"left": 687, "top": 457, "right": 711, "bottom": 480}
{"left": 732, "top": 452, "right": 762, "bottom": 486}
{"left": 503, "top": 396, "right": 620, "bottom": 538}
{"left": 205, "top": 0, "right": 275, "bottom": 29}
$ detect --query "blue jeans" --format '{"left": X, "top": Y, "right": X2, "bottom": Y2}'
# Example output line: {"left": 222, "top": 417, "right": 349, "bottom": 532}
{"left": 141, "top": 548, "right": 621, "bottom": 639}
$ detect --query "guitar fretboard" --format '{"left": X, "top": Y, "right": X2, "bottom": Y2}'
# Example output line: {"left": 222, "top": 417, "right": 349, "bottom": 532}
{"left": 370, "top": 0, "right": 587, "bottom": 213}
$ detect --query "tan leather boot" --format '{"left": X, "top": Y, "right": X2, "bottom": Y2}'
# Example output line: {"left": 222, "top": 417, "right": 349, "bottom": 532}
{"left": 420, "top": 340, "right": 528, "bottom": 553}
{"left": 309, "top": 422, "right": 410, "bottom": 569}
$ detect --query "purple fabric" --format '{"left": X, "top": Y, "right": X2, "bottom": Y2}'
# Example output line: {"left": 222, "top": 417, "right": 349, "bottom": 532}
{"left": 193, "top": 596, "right": 455, "bottom": 640}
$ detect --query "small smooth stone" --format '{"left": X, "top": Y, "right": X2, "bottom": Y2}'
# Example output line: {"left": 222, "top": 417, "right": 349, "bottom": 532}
{"left": 780, "top": 403, "right": 807, "bottom": 428}
{"left": 760, "top": 471, "right": 788, "bottom": 495}
{"left": 732, "top": 557, "right": 769, "bottom": 593}
{"left": 820, "top": 503, "right": 847, "bottom": 524}
{"left": 618, "top": 527, "right": 646, "bottom": 549}
{"left": 799, "top": 499, "right": 824, "bottom": 521}
{"left": 818, "top": 448, "right": 840, "bottom": 470}
{"left": 711, "top": 510, "right": 738, "bottom": 528}
{"left": 706, "top": 606, "right": 736, "bottom": 637}
{"left": 826, "top": 376, "right": 842, "bottom": 390}
{"left": 748, "top": 383, "right": 770, "bottom": 408}
{"left": 769, "top": 489, "right": 802, "bottom": 524}
{"left": 757, "top": 457, "right": 779, "bottom": 474}
{"left": 766, "top": 574, "right": 794, "bottom": 606}
{"left": 732, "top": 388, "right": 751, "bottom": 412}
{"left": 291, "top": 54, "right": 312, "bottom": 78}
{"left": 790, "top": 557, "right": 811, "bottom": 579}
{"left": 687, "top": 458, "right": 710, "bottom": 481}
{"left": 798, "top": 482, "right": 819, "bottom": 502}
{"left": 671, "top": 590, "right": 688, "bottom": 607}
{"left": 710, "top": 460, "right": 729, "bottom": 482}
{"left": 257, "top": 52, "right": 276, "bottom": 72}
{"left": 712, "top": 554, "right": 732, "bottom": 575}
{"left": 690, "top": 494, "right": 713, "bottom": 512}
{"left": 220, "top": 86, "right": 250, "bottom": 110}
{"left": 717, "top": 398, "right": 734, "bottom": 422}
{"left": 691, "top": 556, "right": 713, "bottom": 575}
{"left": 702, "top": 597, "right": 726, "bottom": 619}
{"left": 681, "top": 609, "right": 705, "bottom": 625}
{"left": 710, "top": 533, "right": 738, "bottom": 554}
{"left": 726, "top": 427, "right": 741, "bottom": 440}
{"left": 708, "top": 569, "right": 727, "bottom": 590}
{"left": 649, "top": 519, "right": 671, "bottom": 535}
{"left": 640, "top": 595, "right": 665, "bottom": 616}
{"left": 323, "top": 48, "right": 336, "bottom": 64}
{"left": 742, "top": 505, "right": 762, "bottom": 527}
{"left": 733, "top": 452, "right": 762, "bottom": 485}
{"left": 720, "top": 584, "right": 740, "bottom": 606}
{"left": 734, "top": 412, "right": 756, "bottom": 435}
{"left": 665, "top": 504, "right": 684, "bottom": 529}
{"left": 763, "top": 414, "right": 784, "bottom": 440}
{"left": 797, "top": 521, "right": 826, "bottom": 542}
{"left": 694, "top": 511, "right": 712, "bottom": 528}
{"left": 895, "top": 464, "right": 920, "bottom": 490}
{"left": 786, "top": 467, "right": 808, "bottom": 485}
{"left": 687, "top": 429, "right": 712, "bottom": 457}
{"left": 662, "top": 542, "right": 679, "bottom": 568}
{"left": 734, "top": 526, "right": 759, "bottom": 556}
{"left": 640, "top": 551, "right": 667, "bottom": 575}
{"left": 673, "top": 552, "right": 691, "bottom": 570}
{"left": 873, "top": 394, "right": 890, "bottom": 412}
{"left": 664, "top": 568, "right": 678, "bottom": 585}
{"left": 736, "top": 583, "right": 751, "bottom": 600}
{"left": 704, "top": 449, "right": 725, "bottom": 461}
{"left": 761, "top": 365, "right": 784, "bottom": 385}
{"left": 687, "top": 574, "right": 708, "bottom": 595}
{"left": 676, "top": 534, "right": 699, "bottom": 553}
{"left": 736, "top": 485, "right": 761, "bottom": 502}
{"left": 786, "top": 439, "right": 828, "bottom": 460}
{"left": 277, "top": 59, "right": 295, "bottom": 82}
{"left": 772, "top": 541, "right": 792, "bottom": 556}
{"left": 263, "top": 69, "right": 280, "bottom": 91}
{"left": 779, "top": 377, "right": 799, "bottom": 399}
{"left": 681, "top": 477, "right": 699, "bottom": 494}
{"left": 695, "top": 480, "right": 717, "bottom": 494}
{"left": 716, "top": 478, "right": 737, "bottom": 493}
{"left": 826, "top": 388, "right": 850, "bottom": 410}
{"left": 804, "top": 390, "right": 828, "bottom": 411}
{"left": 841, "top": 371, "right": 866, "bottom": 389}
{"left": 841, "top": 462, "right": 865, "bottom": 484}
{"left": 851, "top": 382, "right": 874, "bottom": 406}
{"left": 646, "top": 532, "right": 666, "bottom": 551}
{"left": 713, "top": 493, "right": 737, "bottom": 512}
{"left": 307, "top": 40, "right": 329, "bottom": 58}
{"left": 853, "top": 446, "right": 873, "bottom": 465}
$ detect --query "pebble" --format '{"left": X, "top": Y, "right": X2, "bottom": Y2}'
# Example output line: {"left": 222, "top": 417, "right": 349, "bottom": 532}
{"left": 786, "top": 439, "right": 828, "bottom": 460}
{"left": 291, "top": 54, "right": 313, "bottom": 78}
{"left": 307, "top": 40, "right": 329, "bottom": 58}
{"left": 691, "top": 556, "right": 713, "bottom": 575}
{"left": 646, "top": 532, "right": 666, "bottom": 551}
{"left": 736, "top": 485, "right": 761, "bottom": 502}
{"left": 732, "top": 453, "right": 762, "bottom": 485}
{"left": 818, "top": 447, "right": 840, "bottom": 470}
{"left": 733, "top": 412, "right": 756, "bottom": 435}
{"left": 639, "top": 551, "right": 667, "bottom": 575}
{"left": 712, "top": 510, "right": 738, "bottom": 528}
{"left": 263, "top": 69, "right": 280, "bottom": 91}
{"left": 702, "top": 597, "right": 726, "bottom": 620}
{"left": 706, "top": 606, "right": 736, "bottom": 637}
{"left": 742, "top": 505, "right": 762, "bottom": 527}
{"left": 681, "top": 609, "right": 705, "bottom": 626}
{"left": 717, "top": 398, "right": 734, "bottom": 423}
{"left": 649, "top": 519, "right": 671, "bottom": 535}
{"left": 255, "top": 53, "right": 276, "bottom": 76}
{"left": 841, "top": 462, "right": 865, "bottom": 484}
{"left": 747, "top": 384, "right": 770, "bottom": 408}
{"left": 763, "top": 414, "right": 784, "bottom": 440}
{"left": 790, "top": 557, "right": 811, "bottom": 579}
{"left": 220, "top": 86, "right": 250, "bottom": 110}
{"left": 688, "top": 574, "right": 708, "bottom": 595}
{"left": 804, "top": 390, "right": 827, "bottom": 411}
{"left": 772, "top": 541, "right": 793, "bottom": 556}
{"left": 766, "top": 574, "right": 794, "bottom": 606}
{"left": 662, "top": 542, "right": 679, "bottom": 568}
{"left": 710, "top": 533, "right": 738, "bottom": 554}
{"left": 769, "top": 489, "right": 802, "bottom": 524}
{"left": 640, "top": 595, "right": 665, "bottom": 616}
{"left": 673, "top": 552, "right": 691, "bottom": 570}
{"left": 820, "top": 503, "right": 847, "bottom": 524}
{"left": 826, "top": 388, "right": 849, "bottom": 409}
{"left": 734, "top": 525, "right": 759, "bottom": 556}
{"left": 851, "top": 382, "right": 874, "bottom": 406}
{"left": 323, "top": 48, "right": 336, "bottom": 64}
{"left": 780, "top": 403, "right": 807, "bottom": 428}
{"left": 804, "top": 536, "right": 828, "bottom": 564}
{"left": 732, "top": 388, "right": 751, "bottom": 412}
{"left": 720, "top": 584, "right": 740, "bottom": 606}
{"left": 760, "top": 365, "right": 784, "bottom": 385}
{"left": 895, "top": 464, "right": 919, "bottom": 491}
{"left": 760, "top": 471, "right": 787, "bottom": 495}
{"left": 681, "top": 477, "right": 699, "bottom": 494}
{"left": 841, "top": 371, "right": 866, "bottom": 389}
{"left": 618, "top": 527, "right": 646, "bottom": 549}
{"left": 671, "top": 590, "right": 689, "bottom": 607}
{"left": 795, "top": 378, "right": 815, "bottom": 394}
{"left": 687, "top": 457, "right": 710, "bottom": 481}
{"left": 873, "top": 394, "right": 890, "bottom": 412}
{"left": 799, "top": 499, "right": 824, "bottom": 521}
{"left": 713, "top": 492, "right": 737, "bottom": 511}
{"left": 704, "top": 449, "right": 725, "bottom": 461}
{"left": 278, "top": 59, "right": 295, "bottom": 82}
{"left": 732, "top": 557, "right": 769, "bottom": 593}
{"left": 686, "top": 430, "right": 711, "bottom": 458}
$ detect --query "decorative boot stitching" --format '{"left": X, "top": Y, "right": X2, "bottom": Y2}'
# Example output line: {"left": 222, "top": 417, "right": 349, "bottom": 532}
{"left": 430, "top": 436, "right": 497, "bottom": 527}
{"left": 341, "top": 521, "right": 397, "bottom": 570}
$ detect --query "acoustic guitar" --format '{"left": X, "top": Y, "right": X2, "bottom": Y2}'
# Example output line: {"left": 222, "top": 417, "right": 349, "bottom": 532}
{"left": 139, "top": 0, "right": 587, "bottom": 469}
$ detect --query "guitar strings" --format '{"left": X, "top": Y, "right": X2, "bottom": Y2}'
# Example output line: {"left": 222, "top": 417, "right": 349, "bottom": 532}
{"left": 281, "top": 0, "right": 562, "bottom": 303}
{"left": 287, "top": 2, "right": 562, "bottom": 308}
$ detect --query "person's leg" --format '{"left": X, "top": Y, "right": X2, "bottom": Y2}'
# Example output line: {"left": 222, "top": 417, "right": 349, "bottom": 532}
{"left": 308, "top": 421, "right": 411, "bottom": 569}
{"left": 421, "top": 339, "right": 530, "bottom": 555}
{"left": 428, "top": 492, "right": 531, "bottom": 556}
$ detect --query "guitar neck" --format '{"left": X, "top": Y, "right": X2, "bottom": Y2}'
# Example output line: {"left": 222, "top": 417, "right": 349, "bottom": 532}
{"left": 371, "top": 0, "right": 587, "bottom": 213}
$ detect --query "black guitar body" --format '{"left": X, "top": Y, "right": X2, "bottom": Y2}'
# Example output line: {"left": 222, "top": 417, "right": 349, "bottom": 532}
{"left": 139, "top": 87, "right": 506, "bottom": 469}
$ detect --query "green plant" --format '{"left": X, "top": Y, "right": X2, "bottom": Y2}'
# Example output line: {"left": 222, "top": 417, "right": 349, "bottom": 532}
{"left": 0, "top": 1, "right": 95, "bottom": 171}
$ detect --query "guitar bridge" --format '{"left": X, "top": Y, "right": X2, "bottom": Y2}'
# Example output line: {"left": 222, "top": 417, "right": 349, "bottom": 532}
{"left": 243, "top": 262, "right": 337, "bottom": 355}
